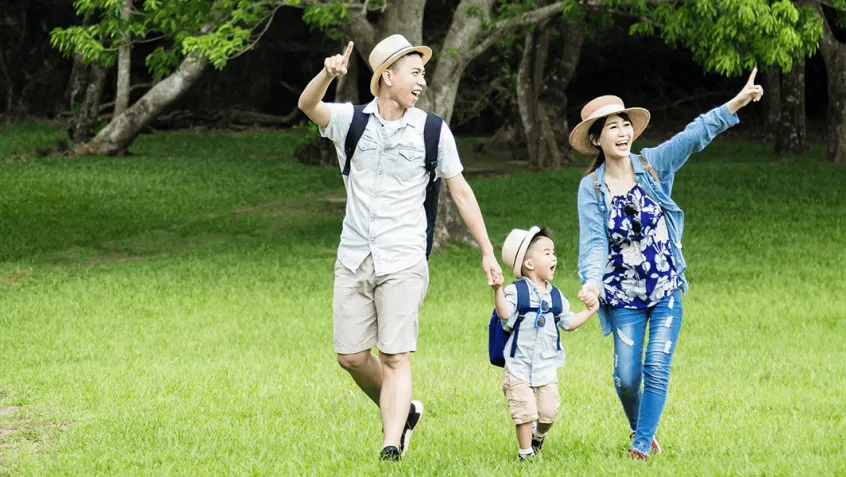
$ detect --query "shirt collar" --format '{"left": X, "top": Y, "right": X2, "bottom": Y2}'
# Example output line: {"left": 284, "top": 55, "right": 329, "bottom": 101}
{"left": 594, "top": 153, "right": 645, "bottom": 188}
{"left": 521, "top": 277, "right": 552, "bottom": 296}
{"left": 365, "top": 98, "right": 418, "bottom": 129}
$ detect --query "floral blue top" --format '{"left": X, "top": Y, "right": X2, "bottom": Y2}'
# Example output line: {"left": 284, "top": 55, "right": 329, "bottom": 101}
{"left": 604, "top": 184, "right": 680, "bottom": 308}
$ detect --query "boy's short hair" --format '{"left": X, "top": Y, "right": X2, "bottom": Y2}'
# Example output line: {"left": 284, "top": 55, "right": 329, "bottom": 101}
{"left": 520, "top": 227, "right": 553, "bottom": 277}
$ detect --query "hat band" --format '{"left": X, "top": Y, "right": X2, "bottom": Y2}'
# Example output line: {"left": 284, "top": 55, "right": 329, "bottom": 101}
{"left": 377, "top": 46, "right": 413, "bottom": 69}
{"left": 586, "top": 104, "right": 626, "bottom": 121}
{"left": 512, "top": 233, "right": 531, "bottom": 272}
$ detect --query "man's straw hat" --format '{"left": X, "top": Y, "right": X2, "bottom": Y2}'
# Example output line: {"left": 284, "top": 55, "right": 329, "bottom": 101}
{"left": 368, "top": 34, "right": 432, "bottom": 97}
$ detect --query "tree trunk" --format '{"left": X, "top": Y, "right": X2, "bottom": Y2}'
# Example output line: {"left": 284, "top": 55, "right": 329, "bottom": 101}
{"left": 69, "top": 65, "right": 107, "bottom": 142}
{"left": 546, "top": 19, "right": 584, "bottom": 163}
{"left": 761, "top": 69, "right": 781, "bottom": 134}
{"left": 822, "top": 47, "right": 846, "bottom": 164}
{"left": 775, "top": 60, "right": 806, "bottom": 155}
{"left": 83, "top": 55, "right": 208, "bottom": 155}
{"left": 335, "top": 43, "right": 359, "bottom": 104}
{"left": 817, "top": 7, "right": 846, "bottom": 164}
{"left": 113, "top": 0, "right": 133, "bottom": 117}
{"left": 66, "top": 54, "right": 87, "bottom": 110}
{"left": 0, "top": 51, "right": 14, "bottom": 114}
{"left": 482, "top": 115, "right": 523, "bottom": 157}
{"left": 517, "top": 21, "right": 557, "bottom": 170}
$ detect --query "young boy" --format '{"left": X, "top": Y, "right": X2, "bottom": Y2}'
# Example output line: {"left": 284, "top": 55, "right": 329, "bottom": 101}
{"left": 491, "top": 226, "right": 598, "bottom": 460}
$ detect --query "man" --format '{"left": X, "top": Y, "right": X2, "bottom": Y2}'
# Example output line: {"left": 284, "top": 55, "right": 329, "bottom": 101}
{"left": 297, "top": 34, "right": 502, "bottom": 461}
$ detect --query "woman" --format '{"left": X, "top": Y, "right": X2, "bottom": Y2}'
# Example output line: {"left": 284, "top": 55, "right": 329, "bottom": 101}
{"left": 570, "top": 70, "right": 763, "bottom": 460}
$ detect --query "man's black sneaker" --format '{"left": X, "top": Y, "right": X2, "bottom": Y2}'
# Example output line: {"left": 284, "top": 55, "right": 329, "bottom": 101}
{"left": 399, "top": 400, "right": 424, "bottom": 454}
{"left": 379, "top": 446, "right": 401, "bottom": 462}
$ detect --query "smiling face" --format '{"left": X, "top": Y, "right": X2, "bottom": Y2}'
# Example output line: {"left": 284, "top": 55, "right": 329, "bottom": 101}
{"left": 381, "top": 53, "right": 426, "bottom": 108}
{"left": 590, "top": 113, "right": 634, "bottom": 160}
{"left": 522, "top": 236, "right": 557, "bottom": 282}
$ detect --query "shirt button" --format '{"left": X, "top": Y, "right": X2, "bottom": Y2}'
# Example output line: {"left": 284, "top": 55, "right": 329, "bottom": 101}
{"left": 373, "top": 194, "right": 378, "bottom": 198}
{"left": 371, "top": 217, "right": 375, "bottom": 222}
{"left": 379, "top": 171, "right": 383, "bottom": 176}
{"left": 370, "top": 239, "right": 375, "bottom": 244}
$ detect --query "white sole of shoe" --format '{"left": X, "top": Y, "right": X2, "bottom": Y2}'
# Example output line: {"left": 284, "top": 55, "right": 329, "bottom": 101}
{"left": 401, "top": 400, "right": 424, "bottom": 454}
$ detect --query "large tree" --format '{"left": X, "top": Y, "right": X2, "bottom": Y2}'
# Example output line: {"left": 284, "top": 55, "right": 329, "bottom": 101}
{"left": 51, "top": 0, "right": 297, "bottom": 155}
{"left": 814, "top": 1, "right": 846, "bottom": 163}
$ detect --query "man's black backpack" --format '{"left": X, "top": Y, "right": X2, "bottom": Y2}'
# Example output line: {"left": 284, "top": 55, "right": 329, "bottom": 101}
{"left": 342, "top": 104, "right": 443, "bottom": 259}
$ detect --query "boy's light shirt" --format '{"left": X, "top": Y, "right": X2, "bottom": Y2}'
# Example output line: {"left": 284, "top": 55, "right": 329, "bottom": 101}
{"left": 501, "top": 277, "right": 575, "bottom": 387}
{"left": 319, "top": 99, "right": 463, "bottom": 276}
{"left": 577, "top": 105, "right": 740, "bottom": 336}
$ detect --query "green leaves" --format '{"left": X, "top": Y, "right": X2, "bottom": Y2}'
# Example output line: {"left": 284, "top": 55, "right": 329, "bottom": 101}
{"left": 183, "top": 24, "right": 253, "bottom": 70}
{"left": 643, "top": 0, "right": 822, "bottom": 76}
{"left": 52, "top": 0, "right": 296, "bottom": 75}
{"left": 50, "top": 25, "right": 115, "bottom": 67}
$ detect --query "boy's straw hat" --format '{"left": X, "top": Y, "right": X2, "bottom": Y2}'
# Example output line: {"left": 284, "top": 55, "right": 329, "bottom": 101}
{"left": 502, "top": 226, "right": 541, "bottom": 279}
{"left": 568, "top": 95, "right": 651, "bottom": 155}
{"left": 368, "top": 34, "right": 432, "bottom": 97}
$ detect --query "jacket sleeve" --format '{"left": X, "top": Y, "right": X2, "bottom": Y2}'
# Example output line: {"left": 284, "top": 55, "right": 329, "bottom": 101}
{"left": 640, "top": 105, "right": 739, "bottom": 174}
{"left": 577, "top": 176, "right": 608, "bottom": 301}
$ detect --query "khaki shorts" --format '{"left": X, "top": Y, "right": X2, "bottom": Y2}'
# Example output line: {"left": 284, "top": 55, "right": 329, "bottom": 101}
{"left": 333, "top": 255, "right": 429, "bottom": 355}
{"left": 502, "top": 368, "right": 561, "bottom": 425}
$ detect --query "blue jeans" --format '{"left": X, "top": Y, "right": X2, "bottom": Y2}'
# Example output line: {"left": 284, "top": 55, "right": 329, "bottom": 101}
{"left": 609, "top": 289, "right": 683, "bottom": 455}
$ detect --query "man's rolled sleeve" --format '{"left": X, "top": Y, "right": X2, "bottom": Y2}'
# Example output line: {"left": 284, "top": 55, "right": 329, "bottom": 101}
{"left": 436, "top": 122, "right": 464, "bottom": 180}
{"left": 500, "top": 283, "right": 519, "bottom": 332}
{"left": 318, "top": 102, "right": 354, "bottom": 144}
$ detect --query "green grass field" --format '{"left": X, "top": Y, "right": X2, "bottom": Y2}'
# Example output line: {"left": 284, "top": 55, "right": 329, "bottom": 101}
{"left": 1, "top": 122, "right": 844, "bottom": 476}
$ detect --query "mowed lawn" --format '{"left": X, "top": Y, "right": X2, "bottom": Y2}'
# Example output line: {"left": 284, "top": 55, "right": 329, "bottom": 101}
{"left": 0, "top": 123, "right": 844, "bottom": 476}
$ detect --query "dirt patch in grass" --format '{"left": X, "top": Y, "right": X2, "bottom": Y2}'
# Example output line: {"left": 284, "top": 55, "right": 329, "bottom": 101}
{"left": 0, "top": 268, "right": 32, "bottom": 289}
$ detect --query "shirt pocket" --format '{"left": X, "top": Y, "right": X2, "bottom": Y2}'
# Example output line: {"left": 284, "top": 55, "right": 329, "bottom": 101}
{"left": 353, "top": 134, "right": 379, "bottom": 172}
{"left": 396, "top": 146, "right": 426, "bottom": 182}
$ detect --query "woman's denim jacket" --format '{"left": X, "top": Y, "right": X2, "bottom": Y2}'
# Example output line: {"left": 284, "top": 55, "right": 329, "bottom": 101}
{"left": 577, "top": 105, "right": 739, "bottom": 336}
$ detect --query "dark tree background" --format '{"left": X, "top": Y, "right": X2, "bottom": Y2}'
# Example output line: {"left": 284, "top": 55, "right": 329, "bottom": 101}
{"left": 0, "top": 1, "right": 839, "bottom": 147}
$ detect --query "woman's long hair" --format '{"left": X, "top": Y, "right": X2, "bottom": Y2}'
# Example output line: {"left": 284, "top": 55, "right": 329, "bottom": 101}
{"left": 584, "top": 112, "right": 631, "bottom": 175}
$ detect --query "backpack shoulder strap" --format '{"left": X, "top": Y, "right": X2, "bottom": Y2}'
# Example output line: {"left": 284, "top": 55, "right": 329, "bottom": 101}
{"left": 638, "top": 154, "right": 660, "bottom": 183}
{"left": 423, "top": 112, "right": 443, "bottom": 181}
{"left": 550, "top": 285, "right": 563, "bottom": 316}
{"left": 509, "top": 279, "right": 531, "bottom": 359}
{"left": 549, "top": 285, "right": 564, "bottom": 351}
{"left": 422, "top": 112, "right": 444, "bottom": 259}
{"left": 513, "top": 280, "right": 531, "bottom": 315}
{"left": 342, "top": 104, "right": 370, "bottom": 176}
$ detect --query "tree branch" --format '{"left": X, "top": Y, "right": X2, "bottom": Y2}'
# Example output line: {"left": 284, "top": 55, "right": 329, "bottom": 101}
{"left": 97, "top": 83, "right": 154, "bottom": 113}
{"left": 227, "top": 5, "right": 283, "bottom": 62}
{"left": 464, "top": 0, "right": 661, "bottom": 62}
{"left": 463, "top": 2, "right": 564, "bottom": 61}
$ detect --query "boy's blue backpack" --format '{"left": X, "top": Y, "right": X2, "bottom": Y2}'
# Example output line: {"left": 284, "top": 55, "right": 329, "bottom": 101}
{"left": 488, "top": 280, "right": 564, "bottom": 367}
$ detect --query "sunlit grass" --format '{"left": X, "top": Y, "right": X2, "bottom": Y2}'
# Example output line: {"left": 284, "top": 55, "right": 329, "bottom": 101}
{"left": 0, "top": 125, "right": 843, "bottom": 476}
